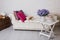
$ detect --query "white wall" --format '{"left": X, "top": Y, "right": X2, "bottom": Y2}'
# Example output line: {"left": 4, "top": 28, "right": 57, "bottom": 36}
{"left": 0, "top": 0, "right": 2, "bottom": 11}
{"left": 0, "top": 0, "right": 60, "bottom": 16}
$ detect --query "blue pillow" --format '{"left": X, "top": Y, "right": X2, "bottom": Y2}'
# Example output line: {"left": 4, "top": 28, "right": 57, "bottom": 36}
{"left": 37, "top": 9, "right": 49, "bottom": 16}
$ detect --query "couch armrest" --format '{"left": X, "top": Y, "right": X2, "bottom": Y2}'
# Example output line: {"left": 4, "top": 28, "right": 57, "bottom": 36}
{"left": 9, "top": 14, "right": 17, "bottom": 24}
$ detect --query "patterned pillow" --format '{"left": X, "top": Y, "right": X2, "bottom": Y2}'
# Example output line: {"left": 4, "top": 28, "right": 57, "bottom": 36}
{"left": 14, "top": 11, "right": 20, "bottom": 20}
{"left": 17, "top": 10, "right": 26, "bottom": 22}
{"left": 37, "top": 9, "right": 49, "bottom": 16}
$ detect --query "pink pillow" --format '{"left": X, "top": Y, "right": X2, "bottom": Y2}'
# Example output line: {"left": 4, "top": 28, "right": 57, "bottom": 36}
{"left": 17, "top": 10, "right": 26, "bottom": 22}
{"left": 14, "top": 11, "right": 20, "bottom": 20}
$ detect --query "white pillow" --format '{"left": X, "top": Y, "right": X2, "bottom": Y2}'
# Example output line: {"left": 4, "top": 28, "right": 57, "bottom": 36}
{"left": 0, "top": 12, "right": 6, "bottom": 16}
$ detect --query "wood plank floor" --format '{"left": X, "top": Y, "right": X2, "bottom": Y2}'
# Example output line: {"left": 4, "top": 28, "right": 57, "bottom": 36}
{"left": 0, "top": 26, "right": 60, "bottom": 40}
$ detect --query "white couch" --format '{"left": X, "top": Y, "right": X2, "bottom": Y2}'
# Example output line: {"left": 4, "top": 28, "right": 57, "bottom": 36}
{"left": 10, "top": 14, "right": 46, "bottom": 30}
{"left": 10, "top": 14, "right": 57, "bottom": 30}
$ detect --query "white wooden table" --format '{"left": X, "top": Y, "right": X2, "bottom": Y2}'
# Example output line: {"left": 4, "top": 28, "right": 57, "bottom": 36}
{"left": 39, "top": 20, "right": 59, "bottom": 40}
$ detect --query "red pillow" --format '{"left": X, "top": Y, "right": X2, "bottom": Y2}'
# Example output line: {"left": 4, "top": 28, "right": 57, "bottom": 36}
{"left": 14, "top": 11, "right": 20, "bottom": 20}
{"left": 17, "top": 10, "right": 26, "bottom": 22}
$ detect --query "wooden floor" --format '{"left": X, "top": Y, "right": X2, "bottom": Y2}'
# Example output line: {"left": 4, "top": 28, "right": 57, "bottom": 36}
{"left": 0, "top": 26, "right": 60, "bottom": 40}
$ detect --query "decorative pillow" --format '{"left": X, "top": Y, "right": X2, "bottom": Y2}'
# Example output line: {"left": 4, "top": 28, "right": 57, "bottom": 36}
{"left": 37, "top": 9, "right": 49, "bottom": 16}
{"left": 26, "top": 16, "right": 34, "bottom": 20}
{"left": 14, "top": 11, "right": 20, "bottom": 20}
{"left": 0, "top": 12, "right": 6, "bottom": 16}
{"left": 17, "top": 10, "right": 26, "bottom": 22}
